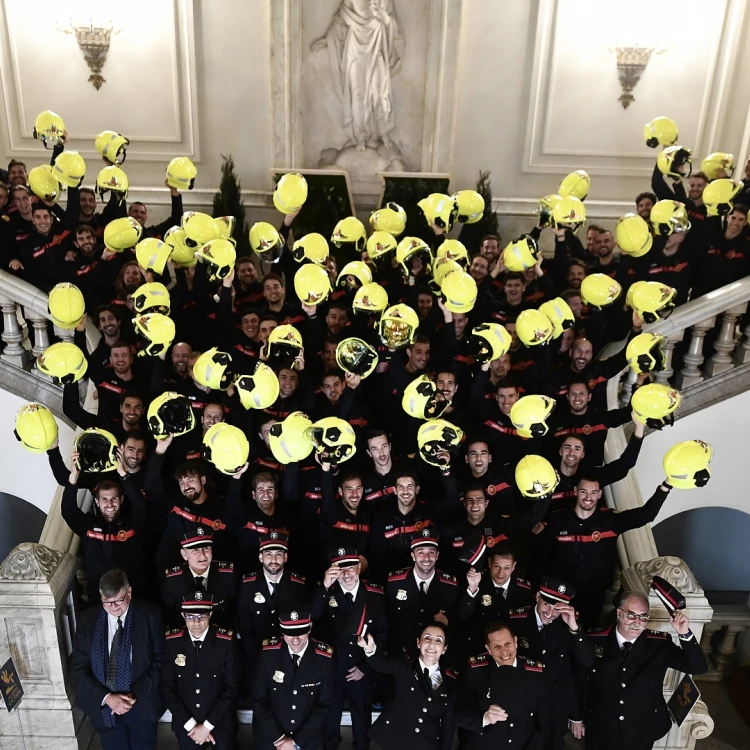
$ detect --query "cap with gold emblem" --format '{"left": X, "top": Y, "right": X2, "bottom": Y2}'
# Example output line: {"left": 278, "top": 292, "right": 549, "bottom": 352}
{"left": 538, "top": 576, "right": 575, "bottom": 605}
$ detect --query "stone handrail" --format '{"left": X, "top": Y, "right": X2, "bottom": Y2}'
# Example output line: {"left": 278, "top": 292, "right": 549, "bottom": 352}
{"left": 697, "top": 603, "right": 750, "bottom": 682}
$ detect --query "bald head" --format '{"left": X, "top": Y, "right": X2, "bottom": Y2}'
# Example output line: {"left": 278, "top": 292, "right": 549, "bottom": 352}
{"left": 620, "top": 591, "right": 649, "bottom": 612}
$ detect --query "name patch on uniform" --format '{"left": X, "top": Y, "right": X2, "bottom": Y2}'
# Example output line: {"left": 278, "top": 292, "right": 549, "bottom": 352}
{"left": 273, "top": 670, "right": 285, "bottom": 683}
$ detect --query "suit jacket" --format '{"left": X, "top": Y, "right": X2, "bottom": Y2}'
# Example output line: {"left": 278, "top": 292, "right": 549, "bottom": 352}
{"left": 251, "top": 637, "right": 334, "bottom": 750}
{"left": 161, "top": 625, "right": 239, "bottom": 738}
{"left": 385, "top": 567, "right": 459, "bottom": 652}
{"left": 456, "top": 575, "right": 535, "bottom": 652}
{"left": 72, "top": 599, "right": 166, "bottom": 731}
{"left": 585, "top": 626, "right": 707, "bottom": 745}
{"left": 455, "top": 654, "right": 548, "bottom": 750}
{"left": 236, "top": 569, "right": 311, "bottom": 656}
{"left": 160, "top": 560, "right": 237, "bottom": 629}
{"left": 367, "top": 650, "right": 457, "bottom": 750}
{"left": 509, "top": 605, "right": 594, "bottom": 724}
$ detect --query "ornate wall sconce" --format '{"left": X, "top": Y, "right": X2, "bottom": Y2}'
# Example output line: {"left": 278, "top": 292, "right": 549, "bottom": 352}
{"left": 610, "top": 44, "right": 666, "bottom": 109}
{"left": 57, "top": 21, "right": 121, "bottom": 90}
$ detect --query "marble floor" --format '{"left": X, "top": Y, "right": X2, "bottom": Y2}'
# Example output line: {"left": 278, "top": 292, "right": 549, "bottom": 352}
{"left": 85, "top": 680, "right": 750, "bottom": 750}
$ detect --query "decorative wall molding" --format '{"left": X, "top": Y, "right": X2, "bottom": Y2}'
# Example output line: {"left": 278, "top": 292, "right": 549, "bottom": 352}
{"left": 0, "top": 0, "right": 200, "bottom": 162}
{"left": 523, "top": 0, "right": 748, "bottom": 177}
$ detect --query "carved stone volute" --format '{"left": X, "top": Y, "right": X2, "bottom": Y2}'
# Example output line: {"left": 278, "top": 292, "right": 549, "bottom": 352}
{"left": 0, "top": 543, "right": 64, "bottom": 581}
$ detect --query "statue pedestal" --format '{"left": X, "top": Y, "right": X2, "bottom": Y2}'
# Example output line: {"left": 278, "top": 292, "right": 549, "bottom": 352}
{"left": 0, "top": 543, "right": 84, "bottom": 749}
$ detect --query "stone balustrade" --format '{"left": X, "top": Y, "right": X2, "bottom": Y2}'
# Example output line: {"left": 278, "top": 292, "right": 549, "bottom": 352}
{"left": 697, "top": 603, "right": 750, "bottom": 682}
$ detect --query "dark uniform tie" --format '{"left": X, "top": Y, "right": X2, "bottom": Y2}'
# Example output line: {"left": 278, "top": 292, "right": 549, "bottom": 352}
{"left": 106, "top": 618, "right": 123, "bottom": 690}
{"left": 193, "top": 639, "right": 202, "bottom": 657}
{"left": 540, "top": 625, "right": 548, "bottom": 645}
{"left": 622, "top": 641, "right": 632, "bottom": 658}
{"left": 292, "top": 653, "right": 300, "bottom": 674}
{"left": 268, "top": 580, "right": 276, "bottom": 598}
{"left": 423, "top": 667, "right": 432, "bottom": 691}
{"left": 194, "top": 575, "right": 205, "bottom": 590}
{"left": 419, "top": 580, "right": 427, "bottom": 597}
{"left": 345, "top": 592, "right": 353, "bottom": 609}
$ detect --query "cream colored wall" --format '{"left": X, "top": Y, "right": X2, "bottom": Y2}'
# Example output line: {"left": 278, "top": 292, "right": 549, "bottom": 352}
{"left": 1, "top": 0, "right": 749, "bottom": 238}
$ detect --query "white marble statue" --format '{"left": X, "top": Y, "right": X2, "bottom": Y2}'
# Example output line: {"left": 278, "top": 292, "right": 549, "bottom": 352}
{"left": 311, "top": 0, "right": 405, "bottom": 152}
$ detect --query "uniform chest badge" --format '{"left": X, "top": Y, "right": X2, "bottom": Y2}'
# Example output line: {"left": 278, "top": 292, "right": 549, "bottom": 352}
{"left": 175, "top": 654, "right": 186, "bottom": 666}
{"left": 329, "top": 598, "right": 338, "bottom": 607}
{"left": 591, "top": 531, "right": 601, "bottom": 542}
{"left": 481, "top": 594, "right": 492, "bottom": 607}
{"left": 255, "top": 592, "right": 266, "bottom": 603}
{"left": 486, "top": 484, "right": 496, "bottom": 495}
{"left": 396, "top": 589, "right": 407, "bottom": 601}
{"left": 594, "top": 645, "right": 604, "bottom": 658}
{"left": 273, "top": 670, "right": 285, "bottom": 683}
{"left": 519, "top": 637, "right": 529, "bottom": 649}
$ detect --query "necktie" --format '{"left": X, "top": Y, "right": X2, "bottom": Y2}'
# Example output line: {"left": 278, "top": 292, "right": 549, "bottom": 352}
{"left": 194, "top": 575, "right": 205, "bottom": 590}
{"left": 194, "top": 640, "right": 202, "bottom": 657}
{"left": 268, "top": 580, "right": 276, "bottom": 598}
{"left": 292, "top": 653, "right": 300, "bottom": 674}
{"left": 540, "top": 625, "right": 548, "bottom": 644}
{"left": 419, "top": 580, "right": 427, "bottom": 597}
{"left": 345, "top": 592, "right": 353, "bottom": 608}
{"left": 622, "top": 641, "right": 632, "bottom": 658}
{"left": 502, "top": 587, "right": 508, "bottom": 600}
{"left": 423, "top": 666, "right": 432, "bottom": 691}
{"left": 106, "top": 618, "right": 123, "bottom": 690}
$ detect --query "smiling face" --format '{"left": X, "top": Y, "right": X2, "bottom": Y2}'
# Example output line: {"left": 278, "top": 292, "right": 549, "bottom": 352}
{"left": 486, "top": 627, "right": 517, "bottom": 666}
{"left": 567, "top": 382, "right": 591, "bottom": 414}
{"left": 98, "top": 310, "right": 120, "bottom": 338}
{"left": 79, "top": 190, "right": 97, "bottom": 219}
{"left": 178, "top": 472, "right": 206, "bottom": 501}
{"left": 504, "top": 278, "right": 524, "bottom": 304}
{"left": 463, "top": 489, "right": 488, "bottom": 523}
{"left": 95, "top": 487, "right": 123, "bottom": 522}
{"left": 76, "top": 227, "right": 96, "bottom": 254}
{"left": 687, "top": 176, "right": 707, "bottom": 202}
{"left": 496, "top": 386, "right": 518, "bottom": 415}
{"left": 283, "top": 630, "right": 310, "bottom": 653}
{"left": 326, "top": 307, "right": 348, "bottom": 334}
{"left": 536, "top": 593, "right": 562, "bottom": 625}
{"left": 488, "top": 554, "right": 515, "bottom": 586}
{"left": 636, "top": 196, "right": 654, "bottom": 219}
{"left": 726, "top": 209, "right": 748, "bottom": 239}
{"left": 171, "top": 343, "right": 192, "bottom": 376}
{"left": 259, "top": 420, "right": 278, "bottom": 448}
{"left": 259, "top": 319, "right": 278, "bottom": 344}
{"left": 339, "top": 562, "right": 361, "bottom": 589}
{"left": 560, "top": 436, "right": 585, "bottom": 470}
{"left": 570, "top": 339, "right": 593, "bottom": 372}
{"left": 395, "top": 475, "right": 419, "bottom": 511}
{"left": 566, "top": 264, "right": 585, "bottom": 290}
{"left": 278, "top": 368, "right": 298, "bottom": 398}
{"left": 263, "top": 278, "right": 284, "bottom": 304}
{"left": 469, "top": 255, "right": 489, "bottom": 282}
{"left": 237, "top": 261, "right": 257, "bottom": 286}
{"left": 575, "top": 478, "right": 601, "bottom": 513}
{"left": 120, "top": 396, "right": 143, "bottom": 428}
{"left": 253, "top": 480, "right": 277, "bottom": 512}
{"left": 322, "top": 374, "right": 344, "bottom": 404}
{"left": 616, "top": 593, "right": 650, "bottom": 640}
{"left": 32, "top": 208, "right": 53, "bottom": 235}
{"left": 110, "top": 345, "right": 133, "bottom": 375}
{"left": 417, "top": 625, "right": 447, "bottom": 666}
{"left": 128, "top": 203, "right": 148, "bottom": 227}
{"left": 241, "top": 312, "right": 260, "bottom": 339}
{"left": 201, "top": 404, "right": 224, "bottom": 432}
{"left": 340, "top": 476, "right": 363, "bottom": 513}
{"left": 412, "top": 545, "right": 438, "bottom": 577}
{"left": 481, "top": 238, "right": 500, "bottom": 262}
{"left": 490, "top": 354, "right": 511, "bottom": 380}
{"left": 435, "top": 371, "right": 457, "bottom": 402}
{"left": 407, "top": 341, "right": 430, "bottom": 371}
{"left": 121, "top": 437, "right": 146, "bottom": 470}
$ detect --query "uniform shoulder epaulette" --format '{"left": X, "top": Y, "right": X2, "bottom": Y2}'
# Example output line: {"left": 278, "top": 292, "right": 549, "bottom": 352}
{"left": 166, "top": 564, "right": 184, "bottom": 578}
{"left": 216, "top": 627, "right": 234, "bottom": 640}
{"left": 468, "top": 653, "right": 489, "bottom": 668}
{"left": 365, "top": 581, "right": 384, "bottom": 593}
{"left": 166, "top": 627, "right": 185, "bottom": 639}
{"left": 645, "top": 629, "right": 669, "bottom": 639}
{"left": 521, "top": 657, "right": 544, "bottom": 672}
{"left": 215, "top": 560, "right": 234, "bottom": 572}
{"left": 588, "top": 626, "right": 613, "bottom": 636}
{"left": 388, "top": 568, "right": 410, "bottom": 581}
{"left": 242, "top": 571, "right": 259, "bottom": 583}
{"left": 515, "top": 577, "right": 532, "bottom": 589}
{"left": 288, "top": 571, "right": 306, "bottom": 584}
{"left": 313, "top": 639, "right": 334, "bottom": 657}
{"left": 509, "top": 605, "right": 532, "bottom": 618}
{"left": 262, "top": 637, "right": 283, "bottom": 650}
{"left": 444, "top": 667, "right": 458, "bottom": 679}
{"left": 438, "top": 572, "right": 457, "bottom": 586}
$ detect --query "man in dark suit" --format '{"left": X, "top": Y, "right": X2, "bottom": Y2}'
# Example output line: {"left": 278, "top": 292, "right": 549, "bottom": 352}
{"left": 505, "top": 577, "right": 594, "bottom": 750}
{"left": 455, "top": 620, "right": 548, "bottom": 749}
{"left": 160, "top": 525, "right": 237, "bottom": 628}
{"left": 456, "top": 543, "right": 535, "bottom": 655}
{"left": 582, "top": 590, "right": 707, "bottom": 750}
{"left": 252, "top": 607, "right": 335, "bottom": 750}
{"left": 72, "top": 569, "right": 165, "bottom": 750}
{"left": 313, "top": 547, "right": 388, "bottom": 750}
{"left": 162, "top": 590, "right": 240, "bottom": 749}
{"left": 385, "top": 530, "right": 459, "bottom": 653}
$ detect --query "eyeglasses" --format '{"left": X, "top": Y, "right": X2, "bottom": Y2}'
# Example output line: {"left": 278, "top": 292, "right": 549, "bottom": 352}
{"left": 620, "top": 608, "right": 649, "bottom": 622}
{"left": 102, "top": 597, "right": 127, "bottom": 608}
{"left": 184, "top": 614, "right": 209, "bottom": 622}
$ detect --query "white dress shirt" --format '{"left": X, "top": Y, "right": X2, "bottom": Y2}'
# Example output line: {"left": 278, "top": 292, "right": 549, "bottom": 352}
{"left": 418, "top": 658, "right": 443, "bottom": 690}
{"left": 413, "top": 570, "right": 435, "bottom": 593}
{"left": 341, "top": 579, "right": 361, "bottom": 602}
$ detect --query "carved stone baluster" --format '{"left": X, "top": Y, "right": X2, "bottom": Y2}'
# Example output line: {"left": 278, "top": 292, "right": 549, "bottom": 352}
{"left": 0, "top": 296, "right": 27, "bottom": 367}
{"left": 619, "top": 368, "right": 638, "bottom": 407}
{"left": 28, "top": 315, "right": 51, "bottom": 359}
{"left": 704, "top": 303, "right": 747, "bottom": 376}
{"left": 55, "top": 325, "right": 74, "bottom": 344}
{"left": 699, "top": 623, "right": 719, "bottom": 669}
{"left": 654, "top": 336, "right": 677, "bottom": 384}
{"left": 733, "top": 318, "right": 750, "bottom": 365}
{"left": 714, "top": 625, "right": 743, "bottom": 675}
{"left": 675, "top": 317, "right": 715, "bottom": 388}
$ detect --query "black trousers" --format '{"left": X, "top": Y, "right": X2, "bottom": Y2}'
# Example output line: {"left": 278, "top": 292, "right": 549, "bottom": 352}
{"left": 326, "top": 668, "right": 372, "bottom": 750}
{"left": 98, "top": 710, "right": 158, "bottom": 750}
{"left": 586, "top": 730, "right": 653, "bottom": 750}
{"left": 175, "top": 725, "right": 236, "bottom": 750}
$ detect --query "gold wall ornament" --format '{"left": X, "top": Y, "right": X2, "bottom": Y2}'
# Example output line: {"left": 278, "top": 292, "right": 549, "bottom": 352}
{"left": 57, "top": 20, "right": 122, "bottom": 90}
{"left": 609, "top": 44, "right": 666, "bottom": 109}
